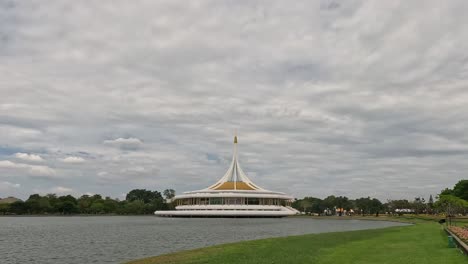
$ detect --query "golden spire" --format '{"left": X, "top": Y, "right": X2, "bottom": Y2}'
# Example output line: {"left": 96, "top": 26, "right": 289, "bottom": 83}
{"left": 234, "top": 135, "right": 238, "bottom": 144}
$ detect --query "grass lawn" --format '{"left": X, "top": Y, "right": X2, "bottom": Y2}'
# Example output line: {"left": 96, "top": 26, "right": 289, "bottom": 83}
{"left": 127, "top": 219, "right": 466, "bottom": 264}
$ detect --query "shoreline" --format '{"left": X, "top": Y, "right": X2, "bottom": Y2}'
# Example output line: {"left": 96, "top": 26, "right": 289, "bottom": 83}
{"left": 126, "top": 216, "right": 464, "bottom": 264}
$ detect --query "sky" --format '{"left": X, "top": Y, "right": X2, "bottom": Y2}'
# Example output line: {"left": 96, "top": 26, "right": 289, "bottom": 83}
{"left": 1, "top": 1, "right": 468, "bottom": 201}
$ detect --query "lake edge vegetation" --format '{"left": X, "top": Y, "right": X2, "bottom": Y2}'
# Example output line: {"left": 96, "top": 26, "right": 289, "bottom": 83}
{"left": 1, "top": 180, "right": 467, "bottom": 216}
{"left": 0, "top": 189, "right": 175, "bottom": 215}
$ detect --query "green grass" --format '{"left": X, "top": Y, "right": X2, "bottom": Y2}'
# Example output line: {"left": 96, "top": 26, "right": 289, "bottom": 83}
{"left": 127, "top": 219, "right": 466, "bottom": 264}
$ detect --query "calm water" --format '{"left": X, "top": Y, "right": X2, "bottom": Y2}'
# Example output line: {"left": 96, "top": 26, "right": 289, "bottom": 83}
{"left": 0, "top": 216, "right": 408, "bottom": 264}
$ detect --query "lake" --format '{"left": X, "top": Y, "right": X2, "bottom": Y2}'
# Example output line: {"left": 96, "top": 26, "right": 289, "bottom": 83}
{"left": 0, "top": 216, "right": 408, "bottom": 264}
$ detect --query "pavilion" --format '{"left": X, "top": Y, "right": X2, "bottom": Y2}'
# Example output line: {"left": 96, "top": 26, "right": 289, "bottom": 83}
{"left": 154, "top": 136, "right": 298, "bottom": 217}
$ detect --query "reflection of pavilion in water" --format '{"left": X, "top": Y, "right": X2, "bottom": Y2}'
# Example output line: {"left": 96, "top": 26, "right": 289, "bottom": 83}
{"left": 155, "top": 136, "right": 299, "bottom": 217}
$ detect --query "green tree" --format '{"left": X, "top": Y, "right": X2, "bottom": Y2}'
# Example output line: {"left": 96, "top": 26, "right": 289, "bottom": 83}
{"left": 46, "top": 194, "right": 59, "bottom": 213}
{"left": 57, "top": 201, "right": 78, "bottom": 214}
{"left": 77, "top": 195, "right": 93, "bottom": 214}
{"left": 425, "top": 195, "right": 434, "bottom": 214}
{"left": 103, "top": 197, "right": 119, "bottom": 213}
{"left": 25, "top": 194, "right": 52, "bottom": 214}
{"left": 9, "top": 201, "right": 28, "bottom": 214}
{"left": 299, "top": 199, "right": 313, "bottom": 213}
{"left": 434, "top": 194, "right": 468, "bottom": 216}
{"left": 452, "top": 180, "right": 468, "bottom": 200}
{"left": 386, "top": 199, "right": 411, "bottom": 214}
{"left": 370, "top": 198, "right": 383, "bottom": 217}
{"left": 292, "top": 197, "right": 325, "bottom": 214}
{"left": 59, "top": 195, "right": 78, "bottom": 204}
{"left": 123, "top": 200, "right": 145, "bottom": 214}
{"left": 126, "top": 189, "right": 164, "bottom": 205}
{"left": 412, "top": 197, "right": 426, "bottom": 214}
{"left": 355, "top": 197, "right": 383, "bottom": 216}
{"left": 0, "top": 204, "right": 10, "bottom": 215}
{"left": 89, "top": 202, "right": 105, "bottom": 214}
{"left": 440, "top": 188, "right": 454, "bottom": 196}
{"left": 322, "top": 195, "right": 337, "bottom": 210}
{"left": 163, "top": 189, "right": 176, "bottom": 200}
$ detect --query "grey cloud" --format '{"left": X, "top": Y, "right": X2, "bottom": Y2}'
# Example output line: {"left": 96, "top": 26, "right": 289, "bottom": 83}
{"left": 0, "top": 1, "right": 467, "bottom": 200}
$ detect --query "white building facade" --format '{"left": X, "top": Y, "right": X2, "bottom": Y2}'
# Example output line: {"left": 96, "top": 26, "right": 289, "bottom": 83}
{"left": 155, "top": 136, "right": 299, "bottom": 217}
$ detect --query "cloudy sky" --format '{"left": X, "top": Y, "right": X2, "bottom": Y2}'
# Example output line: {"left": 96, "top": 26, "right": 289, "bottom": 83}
{"left": 1, "top": 1, "right": 467, "bottom": 201}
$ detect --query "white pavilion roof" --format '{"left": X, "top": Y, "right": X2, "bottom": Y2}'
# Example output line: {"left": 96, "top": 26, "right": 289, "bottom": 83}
{"left": 183, "top": 135, "right": 284, "bottom": 195}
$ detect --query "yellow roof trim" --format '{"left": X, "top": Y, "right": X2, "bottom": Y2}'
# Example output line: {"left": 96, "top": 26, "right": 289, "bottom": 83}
{"left": 213, "top": 181, "right": 256, "bottom": 190}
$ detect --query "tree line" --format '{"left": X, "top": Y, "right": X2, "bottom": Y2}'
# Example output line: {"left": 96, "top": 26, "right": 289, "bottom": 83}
{"left": 2, "top": 180, "right": 467, "bottom": 216}
{"left": 292, "top": 195, "right": 385, "bottom": 216}
{"left": 291, "top": 180, "right": 468, "bottom": 216}
{"left": 0, "top": 189, "right": 176, "bottom": 215}
{"left": 292, "top": 195, "right": 435, "bottom": 216}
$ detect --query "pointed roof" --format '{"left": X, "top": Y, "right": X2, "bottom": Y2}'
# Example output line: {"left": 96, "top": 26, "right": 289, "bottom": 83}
{"left": 205, "top": 136, "right": 264, "bottom": 191}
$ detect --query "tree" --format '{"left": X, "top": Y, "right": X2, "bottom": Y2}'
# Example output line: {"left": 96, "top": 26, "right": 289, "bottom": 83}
{"left": 126, "top": 189, "right": 164, "bottom": 204}
{"left": 46, "top": 194, "right": 59, "bottom": 213}
{"left": 427, "top": 195, "right": 434, "bottom": 214}
{"left": 292, "top": 197, "right": 325, "bottom": 214}
{"left": 386, "top": 199, "right": 414, "bottom": 215}
{"left": 452, "top": 180, "right": 468, "bottom": 201}
{"left": 386, "top": 199, "right": 411, "bottom": 211}
{"left": 412, "top": 197, "right": 426, "bottom": 214}
{"left": 123, "top": 200, "right": 145, "bottom": 214}
{"left": 51, "top": 195, "right": 75, "bottom": 214}
{"left": 0, "top": 204, "right": 9, "bottom": 215}
{"left": 355, "top": 197, "right": 371, "bottom": 216}
{"left": 89, "top": 202, "right": 105, "bottom": 214}
{"left": 163, "top": 189, "right": 176, "bottom": 200}
{"left": 434, "top": 194, "right": 468, "bottom": 216}
{"left": 78, "top": 195, "right": 91, "bottom": 213}
{"left": 59, "top": 195, "right": 78, "bottom": 204}
{"left": 0, "top": 188, "right": 173, "bottom": 215}
{"left": 103, "top": 197, "right": 119, "bottom": 213}
{"left": 57, "top": 201, "right": 78, "bottom": 214}
{"left": 370, "top": 198, "right": 383, "bottom": 217}
{"left": 299, "top": 199, "right": 313, "bottom": 213}
{"left": 25, "top": 194, "right": 52, "bottom": 214}
{"left": 440, "top": 188, "right": 453, "bottom": 196}
{"left": 9, "top": 201, "right": 28, "bottom": 214}
{"left": 322, "top": 195, "right": 336, "bottom": 210}
{"left": 355, "top": 197, "right": 383, "bottom": 216}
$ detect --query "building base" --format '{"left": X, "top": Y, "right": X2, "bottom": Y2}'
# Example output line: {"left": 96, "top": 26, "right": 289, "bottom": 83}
{"left": 154, "top": 208, "right": 298, "bottom": 218}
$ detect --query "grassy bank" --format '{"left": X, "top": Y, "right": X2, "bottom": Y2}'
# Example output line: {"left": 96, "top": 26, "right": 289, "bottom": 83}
{"left": 127, "top": 218, "right": 466, "bottom": 264}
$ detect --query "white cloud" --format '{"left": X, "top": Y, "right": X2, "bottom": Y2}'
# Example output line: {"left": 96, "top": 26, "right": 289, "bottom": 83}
{"left": 0, "top": 160, "right": 57, "bottom": 178}
{"left": 33, "top": 186, "right": 74, "bottom": 195}
{"left": 14, "top": 153, "right": 44, "bottom": 162}
{"left": 61, "top": 156, "right": 85, "bottom": 163}
{"left": 103, "top": 138, "right": 143, "bottom": 150}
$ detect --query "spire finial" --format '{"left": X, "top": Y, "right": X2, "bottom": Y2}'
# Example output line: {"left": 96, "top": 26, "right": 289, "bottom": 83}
{"left": 234, "top": 129, "right": 238, "bottom": 144}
